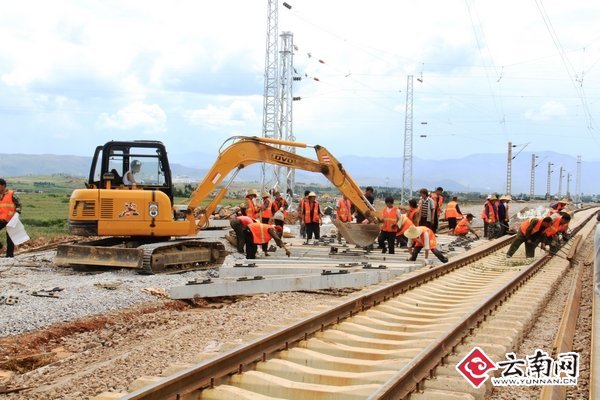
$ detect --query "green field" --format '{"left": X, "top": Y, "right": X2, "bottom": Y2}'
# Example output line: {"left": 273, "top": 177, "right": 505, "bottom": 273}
{"left": 0, "top": 175, "right": 267, "bottom": 249}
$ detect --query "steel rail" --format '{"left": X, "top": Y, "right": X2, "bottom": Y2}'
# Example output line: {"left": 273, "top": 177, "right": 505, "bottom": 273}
{"left": 122, "top": 237, "right": 514, "bottom": 399}
{"left": 371, "top": 209, "right": 597, "bottom": 399}
{"left": 122, "top": 209, "right": 596, "bottom": 400}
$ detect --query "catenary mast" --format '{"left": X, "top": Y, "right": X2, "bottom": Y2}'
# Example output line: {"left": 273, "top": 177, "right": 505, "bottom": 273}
{"left": 401, "top": 75, "right": 414, "bottom": 204}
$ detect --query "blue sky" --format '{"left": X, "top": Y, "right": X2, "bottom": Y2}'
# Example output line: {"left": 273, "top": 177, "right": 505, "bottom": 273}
{"left": 1, "top": 0, "right": 600, "bottom": 166}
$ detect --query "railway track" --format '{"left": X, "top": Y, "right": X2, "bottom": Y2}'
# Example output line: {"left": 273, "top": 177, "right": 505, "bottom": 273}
{"left": 94, "top": 207, "right": 598, "bottom": 400}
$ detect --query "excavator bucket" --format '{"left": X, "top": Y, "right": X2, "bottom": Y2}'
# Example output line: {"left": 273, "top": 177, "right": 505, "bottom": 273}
{"left": 332, "top": 220, "right": 380, "bottom": 248}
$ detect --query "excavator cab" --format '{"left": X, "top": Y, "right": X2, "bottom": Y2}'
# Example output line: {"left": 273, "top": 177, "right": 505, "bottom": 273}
{"left": 86, "top": 140, "right": 174, "bottom": 202}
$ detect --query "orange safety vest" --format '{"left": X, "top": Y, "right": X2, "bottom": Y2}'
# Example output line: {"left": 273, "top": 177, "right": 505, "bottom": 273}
{"left": 336, "top": 198, "right": 352, "bottom": 222}
{"left": 381, "top": 207, "right": 399, "bottom": 232}
{"left": 413, "top": 227, "right": 437, "bottom": 248}
{"left": 519, "top": 218, "right": 545, "bottom": 236}
{"left": 445, "top": 201, "right": 460, "bottom": 219}
{"left": 246, "top": 197, "right": 258, "bottom": 219}
{"left": 396, "top": 215, "right": 414, "bottom": 236}
{"left": 248, "top": 223, "right": 274, "bottom": 244}
{"left": 303, "top": 200, "right": 320, "bottom": 223}
{"left": 261, "top": 197, "right": 273, "bottom": 219}
{"left": 237, "top": 216, "right": 254, "bottom": 228}
{"left": 0, "top": 190, "right": 16, "bottom": 222}
{"left": 407, "top": 208, "right": 418, "bottom": 224}
{"left": 299, "top": 197, "right": 307, "bottom": 216}
{"left": 481, "top": 200, "right": 498, "bottom": 223}
{"left": 544, "top": 216, "right": 568, "bottom": 237}
{"left": 272, "top": 197, "right": 287, "bottom": 213}
{"left": 454, "top": 218, "right": 471, "bottom": 235}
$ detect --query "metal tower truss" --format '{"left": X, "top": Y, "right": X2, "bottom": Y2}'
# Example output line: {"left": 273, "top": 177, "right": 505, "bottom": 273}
{"left": 278, "top": 31, "right": 296, "bottom": 198}
{"left": 261, "top": 0, "right": 280, "bottom": 192}
{"left": 575, "top": 155, "right": 582, "bottom": 204}
{"left": 401, "top": 75, "right": 414, "bottom": 204}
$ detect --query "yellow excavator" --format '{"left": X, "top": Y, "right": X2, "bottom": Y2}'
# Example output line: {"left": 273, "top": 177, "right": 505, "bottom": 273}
{"left": 56, "top": 136, "right": 380, "bottom": 274}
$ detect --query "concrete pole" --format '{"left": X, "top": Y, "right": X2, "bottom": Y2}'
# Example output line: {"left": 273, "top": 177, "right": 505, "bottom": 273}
{"left": 595, "top": 216, "right": 600, "bottom": 294}
{"left": 546, "top": 162, "right": 553, "bottom": 200}
{"left": 506, "top": 142, "right": 512, "bottom": 195}
{"left": 558, "top": 166, "right": 563, "bottom": 198}
{"left": 530, "top": 153, "right": 536, "bottom": 199}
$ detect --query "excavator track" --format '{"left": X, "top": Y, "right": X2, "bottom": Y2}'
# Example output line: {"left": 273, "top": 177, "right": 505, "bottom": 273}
{"left": 139, "top": 239, "right": 227, "bottom": 274}
{"left": 56, "top": 238, "right": 228, "bottom": 275}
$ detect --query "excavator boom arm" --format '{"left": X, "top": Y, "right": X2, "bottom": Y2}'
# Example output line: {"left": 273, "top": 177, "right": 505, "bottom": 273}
{"left": 188, "top": 136, "right": 376, "bottom": 228}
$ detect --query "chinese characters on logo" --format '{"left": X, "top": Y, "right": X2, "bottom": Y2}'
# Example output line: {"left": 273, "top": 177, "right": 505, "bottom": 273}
{"left": 456, "top": 348, "right": 579, "bottom": 388}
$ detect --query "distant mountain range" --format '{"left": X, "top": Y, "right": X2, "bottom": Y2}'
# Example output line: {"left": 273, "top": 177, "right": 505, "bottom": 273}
{"left": 0, "top": 151, "right": 597, "bottom": 195}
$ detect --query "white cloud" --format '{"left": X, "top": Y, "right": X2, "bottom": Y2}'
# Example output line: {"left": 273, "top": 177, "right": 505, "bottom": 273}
{"left": 98, "top": 102, "right": 166, "bottom": 132}
{"left": 523, "top": 101, "right": 567, "bottom": 121}
{"left": 185, "top": 100, "right": 258, "bottom": 129}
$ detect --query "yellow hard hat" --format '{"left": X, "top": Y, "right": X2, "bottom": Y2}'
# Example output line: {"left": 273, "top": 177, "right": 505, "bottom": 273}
{"left": 247, "top": 189, "right": 258, "bottom": 196}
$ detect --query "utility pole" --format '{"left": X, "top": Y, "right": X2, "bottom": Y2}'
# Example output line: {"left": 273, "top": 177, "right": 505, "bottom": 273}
{"left": 506, "top": 142, "right": 512, "bottom": 195}
{"left": 530, "top": 153, "right": 537, "bottom": 199}
{"left": 546, "top": 162, "right": 553, "bottom": 200}
{"left": 566, "top": 172, "right": 571, "bottom": 199}
{"left": 575, "top": 155, "right": 582, "bottom": 204}
{"left": 557, "top": 166, "right": 563, "bottom": 198}
{"left": 401, "top": 75, "right": 414, "bottom": 204}
{"left": 261, "top": 0, "right": 280, "bottom": 192}
{"left": 506, "top": 142, "right": 527, "bottom": 196}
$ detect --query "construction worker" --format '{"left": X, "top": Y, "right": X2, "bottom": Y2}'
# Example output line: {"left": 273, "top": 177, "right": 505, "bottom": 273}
{"left": 123, "top": 159, "right": 142, "bottom": 185}
{"left": 244, "top": 222, "right": 291, "bottom": 259}
{"left": 506, "top": 217, "right": 553, "bottom": 258}
{"left": 272, "top": 191, "right": 287, "bottom": 216}
{"left": 355, "top": 186, "right": 375, "bottom": 223}
{"left": 404, "top": 225, "right": 449, "bottom": 263}
{"left": 395, "top": 211, "right": 416, "bottom": 248}
{"left": 0, "top": 178, "right": 22, "bottom": 258}
{"left": 335, "top": 194, "right": 353, "bottom": 243}
{"left": 542, "top": 212, "right": 571, "bottom": 254}
{"left": 379, "top": 196, "right": 401, "bottom": 254}
{"left": 445, "top": 196, "right": 462, "bottom": 231}
{"left": 454, "top": 213, "right": 479, "bottom": 239}
{"left": 298, "top": 190, "right": 310, "bottom": 238}
{"left": 407, "top": 199, "right": 419, "bottom": 225}
{"left": 245, "top": 189, "right": 259, "bottom": 220}
{"left": 229, "top": 206, "right": 255, "bottom": 253}
{"left": 273, "top": 208, "right": 285, "bottom": 228}
{"left": 260, "top": 191, "right": 273, "bottom": 224}
{"left": 303, "top": 192, "right": 322, "bottom": 242}
{"left": 548, "top": 199, "right": 569, "bottom": 216}
{"left": 417, "top": 188, "right": 435, "bottom": 228}
{"left": 430, "top": 187, "right": 444, "bottom": 232}
{"left": 498, "top": 195, "right": 511, "bottom": 236}
{"left": 481, "top": 195, "right": 499, "bottom": 239}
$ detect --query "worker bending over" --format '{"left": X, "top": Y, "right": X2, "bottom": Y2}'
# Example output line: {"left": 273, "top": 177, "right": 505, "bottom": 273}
{"left": 229, "top": 204, "right": 254, "bottom": 253}
{"left": 542, "top": 212, "right": 571, "bottom": 254}
{"left": 404, "top": 225, "right": 449, "bottom": 263}
{"left": 547, "top": 199, "right": 569, "bottom": 216}
{"left": 244, "top": 222, "right": 291, "bottom": 259}
{"left": 506, "top": 217, "right": 553, "bottom": 258}
{"left": 395, "top": 212, "right": 415, "bottom": 248}
{"left": 454, "top": 213, "right": 479, "bottom": 239}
